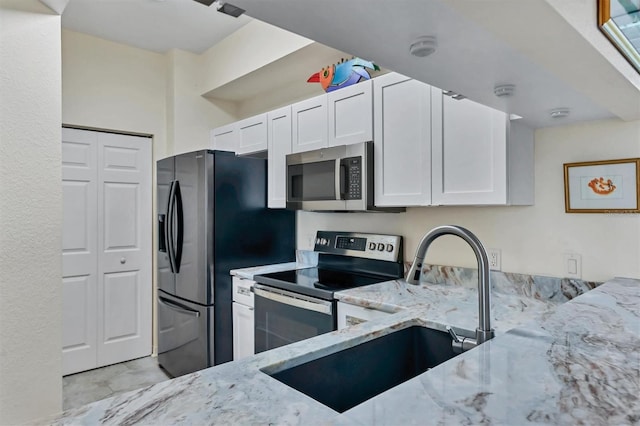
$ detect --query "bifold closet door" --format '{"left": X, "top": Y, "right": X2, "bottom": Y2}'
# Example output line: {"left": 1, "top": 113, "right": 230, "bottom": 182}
{"left": 62, "top": 128, "right": 152, "bottom": 375}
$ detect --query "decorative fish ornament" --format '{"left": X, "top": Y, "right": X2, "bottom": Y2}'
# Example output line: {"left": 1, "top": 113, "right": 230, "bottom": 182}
{"left": 307, "top": 58, "right": 380, "bottom": 92}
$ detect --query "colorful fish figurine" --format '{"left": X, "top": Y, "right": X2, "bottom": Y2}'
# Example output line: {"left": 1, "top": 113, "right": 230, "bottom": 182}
{"left": 307, "top": 57, "right": 380, "bottom": 92}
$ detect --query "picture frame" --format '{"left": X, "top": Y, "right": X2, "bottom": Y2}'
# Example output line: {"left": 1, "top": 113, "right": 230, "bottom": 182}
{"left": 564, "top": 158, "right": 640, "bottom": 213}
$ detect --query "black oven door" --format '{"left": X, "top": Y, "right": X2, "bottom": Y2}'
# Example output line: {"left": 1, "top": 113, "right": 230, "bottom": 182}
{"left": 254, "top": 285, "right": 335, "bottom": 353}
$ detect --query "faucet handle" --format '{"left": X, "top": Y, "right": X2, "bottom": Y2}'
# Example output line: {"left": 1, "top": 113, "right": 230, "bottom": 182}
{"left": 446, "top": 326, "right": 461, "bottom": 342}
{"left": 446, "top": 326, "right": 477, "bottom": 353}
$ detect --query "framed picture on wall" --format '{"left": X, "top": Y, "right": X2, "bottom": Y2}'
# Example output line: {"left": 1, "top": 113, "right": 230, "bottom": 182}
{"left": 564, "top": 158, "right": 640, "bottom": 213}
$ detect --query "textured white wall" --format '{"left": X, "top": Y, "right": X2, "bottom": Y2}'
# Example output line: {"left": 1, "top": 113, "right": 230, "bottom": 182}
{"left": 0, "top": 1, "right": 63, "bottom": 423}
{"left": 201, "top": 19, "right": 312, "bottom": 93}
{"left": 62, "top": 29, "right": 168, "bottom": 158}
{"left": 165, "top": 48, "right": 237, "bottom": 154}
{"left": 297, "top": 118, "right": 640, "bottom": 282}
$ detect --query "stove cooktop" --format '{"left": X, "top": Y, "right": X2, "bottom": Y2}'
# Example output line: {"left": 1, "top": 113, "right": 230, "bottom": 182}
{"left": 254, "top": 267, "right": 393, "bottom": 301}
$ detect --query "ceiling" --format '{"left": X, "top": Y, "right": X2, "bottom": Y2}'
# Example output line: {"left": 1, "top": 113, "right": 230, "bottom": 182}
{"left": 58, "top": 0, "right": 640, "bottom": 129}
{"left": 61, "top": 0, "right": 252, "bottom": 53}
{"left": 230, "top": 0, "right": 640, "bottom": 129}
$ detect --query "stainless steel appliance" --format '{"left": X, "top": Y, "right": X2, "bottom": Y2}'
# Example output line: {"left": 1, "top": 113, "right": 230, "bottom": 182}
{"left": 157, "top": 150, "right": 295, "bottom": 377}
{"left": 253, "top": 231, "right": 403, "bottom": 353}
{"left": 285, "top": 142, "right": 403, "bottom": 212}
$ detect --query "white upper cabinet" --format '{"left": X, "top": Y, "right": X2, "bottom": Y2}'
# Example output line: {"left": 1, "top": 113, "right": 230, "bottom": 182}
{"left": 211, "top": 113, "right": 268, "bottom": 155}
{"left": 328, "top": 79, "right": 373, "bottom": 147}
{"left": 267, "top": 106, "right": 292, "bottom": 208}
{"left": 373, "top": 73, "right": 432, "bottom": 207}
{"left": 236, "top": 113, "right": 268, "bottom": 155}
{"left": 211, "top": 122, "right": 238, "bottom": 152}
{"left": 431, "top": 90, "right": 534, "bottom": 205}
{"left": 292, "top": 94, "right": 328, "bottom": 153}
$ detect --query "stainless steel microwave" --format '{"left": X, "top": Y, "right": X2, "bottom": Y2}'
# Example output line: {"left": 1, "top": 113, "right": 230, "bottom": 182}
{"left": 285, "top": 141, "right": 403, "bottom": 212}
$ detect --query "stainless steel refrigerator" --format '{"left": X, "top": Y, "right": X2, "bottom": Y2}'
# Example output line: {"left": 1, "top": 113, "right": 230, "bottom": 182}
{"left": 156, "top": 150, "right": 295, "bottom": 377}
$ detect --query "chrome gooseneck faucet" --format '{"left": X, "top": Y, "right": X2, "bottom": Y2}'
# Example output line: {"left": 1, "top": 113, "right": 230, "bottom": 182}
{"left": 406, "top": 225, "right": 495, "bottom": 351}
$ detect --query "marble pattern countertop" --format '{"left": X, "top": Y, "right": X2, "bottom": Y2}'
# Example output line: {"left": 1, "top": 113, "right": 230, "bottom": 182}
{"left": 229, "top": 250, "right": 319, "bottom": 280}
{"left": 46, "top": 277, "right": 640, "bottom": 425}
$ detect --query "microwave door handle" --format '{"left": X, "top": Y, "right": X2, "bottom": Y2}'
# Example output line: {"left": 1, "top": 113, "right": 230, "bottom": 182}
{"left": 339, "top": 161, "right": 347, "bottom": 199}
{"left": 335, "top": 160, "right": 344, "bottom": 200}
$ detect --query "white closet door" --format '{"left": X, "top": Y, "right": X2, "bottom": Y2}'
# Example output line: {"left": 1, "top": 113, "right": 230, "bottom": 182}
{"left": 61, "top": 128, "right": 152, "bottom": 375}
{"left": 62, "top": 129, "right": 99, "bottom": 375}
{"left": 97, "top": 132, "right": 152, "bottom": 367}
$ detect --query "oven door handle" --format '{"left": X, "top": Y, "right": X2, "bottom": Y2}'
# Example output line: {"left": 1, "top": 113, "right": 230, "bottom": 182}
{"left": 254, "top": 286, "right": 332, "bottom": 315}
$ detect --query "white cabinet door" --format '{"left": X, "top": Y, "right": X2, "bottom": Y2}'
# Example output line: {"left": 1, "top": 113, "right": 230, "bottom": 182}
{"left": 211, "top": 122, "right": 238, "bottom": 152}
{"left": 232, "top": 303, "right": 254, "bottom": 360}
{"left": 236, "top": 113, "right": 268, "bottom": 155}
{"left": 337, "top": 302, "right": 392, "bottom": 330}
{"left": 432, "top": 91, "right": 508, "bottom": 205}
{"left": 373, "top": 73, "right": 432, "bottom": 207}
{"left": 62, "top": 128, "right": 152, "bottom": 375}
{"left": 292, "top": 94, "right": 328, "bottom": 153}
{"left": 232, "top": 277, "right": 255, "bottom": 360}
{"left": 328, "top": 80, "right": 373, "bottom": 147}
{"left": 267, "top": 106, "right": 292, "bottom": 208}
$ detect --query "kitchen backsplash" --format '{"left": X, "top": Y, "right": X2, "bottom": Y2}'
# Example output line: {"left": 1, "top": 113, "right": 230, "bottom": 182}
{"left": 296, "top": 250, "right": 319, "bottom": 266}
{"left": 418, "top": 264, "right": 601, "bottom": 304}
{"left": 296, "top": 249, "right": 599, "bottom": 303}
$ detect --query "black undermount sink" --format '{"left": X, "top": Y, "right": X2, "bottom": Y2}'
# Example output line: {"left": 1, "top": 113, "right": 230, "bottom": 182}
{"left": 264, "top": 325, "right": 458, "bottom": 413}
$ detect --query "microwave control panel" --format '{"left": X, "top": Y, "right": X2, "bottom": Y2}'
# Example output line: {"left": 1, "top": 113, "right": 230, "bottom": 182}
{"left": 343, "top": 157, "right": 362, "bottom": 200}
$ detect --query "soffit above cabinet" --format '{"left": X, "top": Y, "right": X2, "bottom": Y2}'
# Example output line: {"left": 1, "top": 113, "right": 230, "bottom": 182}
{"left": 203, "top": 42, "right": 358, "bottom": 103}
{"left": 231, "top": 0, "right": 640, "bottom": 128}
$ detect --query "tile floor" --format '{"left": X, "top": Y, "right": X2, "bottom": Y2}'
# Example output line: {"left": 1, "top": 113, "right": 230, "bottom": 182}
{"left": 62, "top": 356, "right": 171, "bottom": 411}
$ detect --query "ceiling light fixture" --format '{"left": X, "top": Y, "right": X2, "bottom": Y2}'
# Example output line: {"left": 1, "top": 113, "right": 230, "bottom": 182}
{"left": 217, "top": 2, "right": 246, "bottom": 17}
{"left": 549, "top": 108, "right": 570, "bottom": 119}
{"left": 409, "top": 36, "right": 437, "bottom": 58}
{"left": 192, "top": 0, "right": 246, "bottom": 17}
{"left": 494, "top": 84, "right": 515, "bottom": 97}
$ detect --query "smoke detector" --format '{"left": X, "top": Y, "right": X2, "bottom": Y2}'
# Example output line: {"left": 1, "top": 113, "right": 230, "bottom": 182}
{"left": 494, "top": 84, "right": 515, "bottom": 97}
{"left": 549, "top": 108, "right": 570, "bottom": 119}
{"left": 409, "top": 36, "right": 437, "bottom": 57}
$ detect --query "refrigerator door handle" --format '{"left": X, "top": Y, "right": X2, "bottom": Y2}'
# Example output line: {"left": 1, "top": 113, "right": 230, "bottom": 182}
{"left": 158, "top": 214, "right": 167, "bottom": 252}
{"left": 173, "top": 180, "right": 184, "bottom": 273}
{"left": 166, "top": 180, "right": 177, "bottom": 273}
{"left": 158, "top": 296, "right": 201, "bottom": 317}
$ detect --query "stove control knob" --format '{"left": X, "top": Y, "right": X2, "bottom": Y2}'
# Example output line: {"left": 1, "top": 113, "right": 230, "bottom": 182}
{"left": 316, "top": 238, "right": 321, "bottom": 245}
{"left": 377, "top": 243, "right": 385, "bottom": 251}
{"left": 386, "top": 244, "right": 394, "bottom": 252}
{"left": 368, "top": 242, "right": 376, "bottom": 250}
{"left": 322, "top": 238, "right": 329, "bottom": 245}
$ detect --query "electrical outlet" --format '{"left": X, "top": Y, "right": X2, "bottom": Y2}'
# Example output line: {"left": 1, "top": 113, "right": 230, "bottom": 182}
{"left": 487, "top": 248, "right": 501, "bottom": 271}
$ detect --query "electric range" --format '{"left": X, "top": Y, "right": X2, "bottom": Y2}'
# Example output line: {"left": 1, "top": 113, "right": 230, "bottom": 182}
{"left": 253, "top": 231, "right": 404, "bottom": 353}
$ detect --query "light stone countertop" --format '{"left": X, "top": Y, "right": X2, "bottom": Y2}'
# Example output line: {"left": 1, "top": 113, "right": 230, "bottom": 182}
{"left": 230, "top": 250, "right": 319, "bottom": 280}
{"left": 46, "top": 277, "right": 640, "bottom": 425}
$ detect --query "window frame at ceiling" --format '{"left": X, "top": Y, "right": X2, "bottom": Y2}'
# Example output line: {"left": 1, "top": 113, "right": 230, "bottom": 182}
{"left": 598, "top": 0, "right": 640, "bottom": 74}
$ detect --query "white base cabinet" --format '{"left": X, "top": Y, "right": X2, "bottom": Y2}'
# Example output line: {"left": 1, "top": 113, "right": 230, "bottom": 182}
{"left": 337, "top": 302, "right": 392, "bottom": 330}
{"left": 232, "top": 277, "right": 255, "bottom": 360}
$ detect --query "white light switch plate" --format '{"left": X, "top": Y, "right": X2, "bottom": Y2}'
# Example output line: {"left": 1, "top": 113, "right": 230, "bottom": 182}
{"left": 564, "top": 253, "right": 581, "bottom": 279}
